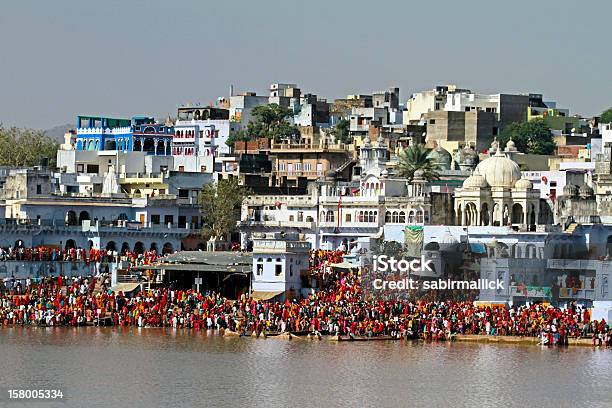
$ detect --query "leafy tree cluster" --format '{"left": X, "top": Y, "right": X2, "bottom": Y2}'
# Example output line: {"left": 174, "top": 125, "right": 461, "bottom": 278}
{"left": 330, "top": 119, "right": 351, "bottom": 144}
{"left": 226, "top": 104, "right": 298, "bottom": 146}
{"left": 600, "top": 107, "right": 612, "bottom": 124}
{"left": 0, "top": 125, "right": 59, "bottom": 168}
{"left": 198, "top": 177, "right": 251, "bottom": 244}
{"left": 371, "top": 239, "right": 405, "bottom": 259}
{"left": 396, "top": 144, "right": 440, "bottom": 182}
{"left": 498, "top": 118, "right": 555, "bottom": 155}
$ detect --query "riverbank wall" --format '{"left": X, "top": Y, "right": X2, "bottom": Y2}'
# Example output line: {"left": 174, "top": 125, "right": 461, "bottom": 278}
{"left": 451, "top": 334, "right": 596, "bottom": 347}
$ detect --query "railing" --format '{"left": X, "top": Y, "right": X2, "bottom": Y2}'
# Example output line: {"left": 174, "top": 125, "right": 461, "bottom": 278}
{"left": 509, "top": 285, "right": 551, "bottom": 298}
{"left": 547, "top": 259, "right": 599, "bottom": 270}
{"left": 275, "top": 170, "right": 323, "bottom": 177}
{"left": 271, "top": 142, "right": 349, "bottom": 151}
{"left": 117, "top": 274, "right": 141, "bottom": 283}
{"left": 239, "top": 220, "right": 315, "bottom": 229}
{"left": 558, "top": 287, "right": 595, "bottom": 300}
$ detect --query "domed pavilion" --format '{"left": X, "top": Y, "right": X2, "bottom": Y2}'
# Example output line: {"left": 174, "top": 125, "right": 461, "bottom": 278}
{"left": 454, "top": 141, "right": 540, "bottom": 228}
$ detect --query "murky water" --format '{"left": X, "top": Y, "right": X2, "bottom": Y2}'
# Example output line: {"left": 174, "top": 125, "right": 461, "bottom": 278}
{"left": 0, "top": 327, "right": 610, "bottom": 408}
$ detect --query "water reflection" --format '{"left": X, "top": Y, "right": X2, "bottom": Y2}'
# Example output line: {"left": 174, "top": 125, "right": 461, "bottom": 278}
{"left": 0, "top": 328, "right": 610, "bottom": 408}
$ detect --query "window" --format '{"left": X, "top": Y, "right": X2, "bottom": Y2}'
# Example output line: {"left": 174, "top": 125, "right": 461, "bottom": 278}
{"left": 256, "top": 263, "right": 263, "bottom": 276}
{"left": 178, "top": 216, "right": 187, "bottom": 226}
{"left": 493, "top": 127, "right": 499, "bottom": 136}
{"left": 36, "top": 185, "right": 42, "bottom": 194}
{"left": 200, "top": 166, "right": 207, "bottom": 172}
{"left": 345, "top": 213, "right": 351, "bottom": 222}
{"left": 297, "top": 211, "right": 303, "bottom": 222}
{"left": 164, "top": 215, "right": 174, "bottom": 225}
{"left": 275, "top": 264, "right": 283, "bottom": 276}
{"left": 86, "top": 164, "right": 99, "bottom": 174}
{"left": 289, "top": 215, "right": 294, "bottom": 221}
{"left": 178, "top": 166, "right": 185, "bottom": 171}
{"left": 304, "top": 163, "right": 311, "bottom": 172}
{"left": 429, "top": 119, "right": 435, "bottom": 124}
{"left": 178, "top": 189, "right": 189, "bottom": 198}
{"left": 295, "top": 163, "right": 302, "bottom": 171}
{"left": 151, "top": 214, "right": 160, "bottom": 225}
{"left": 77, "top": 164, "right": 84, "bottom": 173}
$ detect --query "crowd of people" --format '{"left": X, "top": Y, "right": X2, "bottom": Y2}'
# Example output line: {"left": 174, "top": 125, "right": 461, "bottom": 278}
{"left": 0, "top": 266, "right": 609, "bottom": 347}
{"left": 0, "top": 245, "right": 161, "bottom": 268}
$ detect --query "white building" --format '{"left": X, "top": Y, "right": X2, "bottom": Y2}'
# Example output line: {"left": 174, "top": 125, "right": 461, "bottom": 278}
{"left": 251, "top": 232, "right": 310, "bottom": 299}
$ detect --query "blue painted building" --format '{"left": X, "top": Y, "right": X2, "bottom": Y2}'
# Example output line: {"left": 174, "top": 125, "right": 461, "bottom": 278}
{"left": 75, "top": 115, "right": 173, "bottom": 155}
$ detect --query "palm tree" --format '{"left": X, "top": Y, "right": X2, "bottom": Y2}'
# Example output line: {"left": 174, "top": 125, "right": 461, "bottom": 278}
{"left": 396, "top": 144, "right": 440, "bottom": 182}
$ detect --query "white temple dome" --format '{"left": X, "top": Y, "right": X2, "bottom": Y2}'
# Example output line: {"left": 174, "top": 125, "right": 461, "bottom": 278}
{"left": 440, "top": 233, "right": 458, "bottom": 244}
{"left": 514, "top": 178, "right": 533, "bottom": 190}
{"left": 462, "top": 174, "right": 488, "bottom": 189}
{"left": 473, "top": 150, "right": 521, "bottom": 188}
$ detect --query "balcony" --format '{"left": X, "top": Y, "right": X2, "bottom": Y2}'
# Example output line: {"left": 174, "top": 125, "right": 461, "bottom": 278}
{"left": 270, "top": 142, "right": 349, "bottom": 152}
{"left": 275, "top": 170, "right": 323, "bottom": 178}
{"left": 547, "top": 259, "right": 598, "bottom": 270}
{"left": 239, "top": 220, "right": 316, "bottom": 229}
{"left": 509, "top": 285, "right": 551, "bottom": 299}
{"left": 558, "top": 287, "right": 595, "bottom": 301}
{"left": 253, "top": 239, "right": 311, "bottom": 253}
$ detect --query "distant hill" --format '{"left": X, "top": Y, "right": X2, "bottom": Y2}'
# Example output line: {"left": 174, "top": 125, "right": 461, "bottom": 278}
{"left": 43, "top": 123, "right": 73, "bottom": 143}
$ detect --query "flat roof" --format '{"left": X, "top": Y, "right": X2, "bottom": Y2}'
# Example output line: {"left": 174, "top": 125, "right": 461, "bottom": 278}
{"left": 162, "top": 251, "right": 252, "bottom": 265}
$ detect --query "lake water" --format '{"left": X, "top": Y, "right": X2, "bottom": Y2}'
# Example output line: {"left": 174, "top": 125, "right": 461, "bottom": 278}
{"left": 0, "top": 327, "right": 610, "bottom": 408}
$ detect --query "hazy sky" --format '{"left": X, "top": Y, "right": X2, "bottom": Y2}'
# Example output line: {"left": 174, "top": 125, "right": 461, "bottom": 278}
{"left": 1, "top": 0, "right": 610, "bottom": 129}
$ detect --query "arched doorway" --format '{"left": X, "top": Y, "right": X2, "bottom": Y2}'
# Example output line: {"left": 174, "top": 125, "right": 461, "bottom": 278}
{"left": 511, "top": 203, "right": 523, "bottom": 224}
{"left": 66, "top": 210, "right": 77, "bottom": 226}
{"left": 150, "top": 242, "right": 158, "bottom": 253}
{"left": 65, "top": 239, "right": 76, "bottom": 250}
{"left": 481, "top": 203, "right": 490, "bottom": 226}
{"left": 143, "top": 138, "right": 155, "bottom": 154}
{"left": 134, "top": 241, "right": 145, "bottom": 255}
{"left": 162, "top": 242, "right": 173, "bottom": 255}
{"left": 105, "top": 139, "right": 117, "bottom": 150}
{"left": 121, "top": 242, "right": 131, "bottom": 255}
{"left": 79, "top": 211, "right": 91, "bottom": 225}
{"left": 106, "top": 241, "right": 117, "bottom": 252}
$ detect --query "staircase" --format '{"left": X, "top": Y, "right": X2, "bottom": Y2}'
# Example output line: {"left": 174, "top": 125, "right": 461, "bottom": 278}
{"left": 565, "top": 222, "right": 579, "bottom": 234}
{"left": 91, "top": 276, "right": 107, "bottom": 296}
{"left": 336, "top": 158, "right": 357, "bottom": 173}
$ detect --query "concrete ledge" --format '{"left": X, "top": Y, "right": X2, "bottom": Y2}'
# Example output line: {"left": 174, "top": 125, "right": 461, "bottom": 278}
{"left": 451, "top": 334, "right": 596, "bottom": 347}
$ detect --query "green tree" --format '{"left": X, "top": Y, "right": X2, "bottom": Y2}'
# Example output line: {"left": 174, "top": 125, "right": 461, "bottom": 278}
{"left": 600, "top": 107, "right": 612, "bottom": 124}
{"left": 0, "top": 125, "right": 59, "bottom": 168}
{"left": 396, "top": 144, "right": 440, "bottom": 182}
{"left": 371, "top": 239, "right": 405, "bottom": 259}
{"left": 330, "top": 119, "right": 351, "bottom": 144}
{"left": 226, "top": 129, "right": 250, "bottom": 147}
{"left": 198, "top": 178, "right": 251, "bottom": 246}
{"left": 499, "top": 119, "right": 555, "bottom": 155}
{"left": 226, "top": 104, "right": 298, "bottom": 147}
